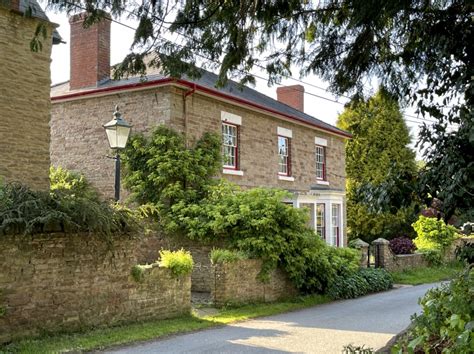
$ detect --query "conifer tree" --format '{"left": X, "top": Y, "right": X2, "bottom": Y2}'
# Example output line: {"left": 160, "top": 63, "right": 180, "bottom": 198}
{"left": 337, "top": 89, "right": 418, "bottom": 242}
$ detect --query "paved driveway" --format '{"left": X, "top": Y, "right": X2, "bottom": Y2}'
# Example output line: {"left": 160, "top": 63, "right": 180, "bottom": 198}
{"left": 106, "top": 283, "right": 439, "bottom": 354}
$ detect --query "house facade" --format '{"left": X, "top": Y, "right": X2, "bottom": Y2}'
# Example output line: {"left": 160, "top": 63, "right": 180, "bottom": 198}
{"left": 0, "top": 0, "right": 61, "bottom": 190}
{"left": 50, "top": 13, "right": 350, "bottom": 246}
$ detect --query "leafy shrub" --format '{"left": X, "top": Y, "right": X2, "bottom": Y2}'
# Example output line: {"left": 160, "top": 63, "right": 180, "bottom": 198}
{"left": 412, "top": 215, "right": 458, "bottom": 251}
{"left": 123, "top": 127, "right": 361, "bottom": 293}
{"left": 0, "top": 182, "right": 135, "bottom": 237}
{"left": 389, "top": 237, "right": 416, "bottom": 255}
{"left": 159, "top": 249, "right": 193, "bottom": 277}
{"left": 393, "top": 267, "right": 474, "bottom": 353}
{"left": 327, "top": 272, "right": 369, "bottom": 299}
{"left": 50, "top": 166, "right": 98, "bottom": 199}
{"left": 455, "top": 241, "right": 474, "bottom": 264}
{"left": 327, "top": 268, "right": 393, "bottom": 300}
{"left": 419, "top": 248, "right": 443, "bottom": 266}
{"left": 131, "top": 264, "right": 153, "bottom": 282}
{"left": 358, "top": 268, "right": 393, "bottom": 292}
{"left": 210, "top": 249, "right": 247, "bottom": 264}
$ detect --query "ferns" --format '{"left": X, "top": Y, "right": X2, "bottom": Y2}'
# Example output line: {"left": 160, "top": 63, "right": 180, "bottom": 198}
{"left": 0, "top": 176, "right": 136, "bottom": 237}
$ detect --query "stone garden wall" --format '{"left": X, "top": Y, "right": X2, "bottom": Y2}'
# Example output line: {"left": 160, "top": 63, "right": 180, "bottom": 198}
{"left": 0, "top": 233, "right": 191, "bottom": 343}
{"left": 211, "top": 259, "right": 298, "bottom": 307}
{"left": 137, "top": 232, "right": 223, "bottom": 293}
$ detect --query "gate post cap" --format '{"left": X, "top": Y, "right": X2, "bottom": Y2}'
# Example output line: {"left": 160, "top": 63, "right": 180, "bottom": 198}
{"left": 352, "top": 238, "right": 369, "bottom": 248}
{"left": 372, "top": 238, "right": 390, "bottom": 245}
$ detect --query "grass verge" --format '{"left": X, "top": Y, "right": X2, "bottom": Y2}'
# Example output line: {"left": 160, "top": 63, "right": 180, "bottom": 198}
{"left": 1, "top": 294, "right": 330, "bottom": 353}
{"left": 390, "top": 262, "right": 463, "bottom": 285}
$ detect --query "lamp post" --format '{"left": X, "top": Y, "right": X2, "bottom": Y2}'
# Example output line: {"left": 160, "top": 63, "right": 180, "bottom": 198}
{"left": 103, "top": 105, "right": 132, "bottom": 201}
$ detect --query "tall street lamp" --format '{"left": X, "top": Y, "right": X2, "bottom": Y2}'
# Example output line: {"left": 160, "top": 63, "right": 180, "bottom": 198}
{"left": 103, "top": 105, "right": 132, "bottom": 201}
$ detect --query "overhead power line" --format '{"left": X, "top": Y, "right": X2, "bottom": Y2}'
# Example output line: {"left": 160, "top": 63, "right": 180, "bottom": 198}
{"left": 62, "top": 2, "right": 457, "bottom": 129}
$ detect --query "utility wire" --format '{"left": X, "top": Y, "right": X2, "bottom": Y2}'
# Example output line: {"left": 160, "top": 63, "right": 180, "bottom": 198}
{"left": 62, "top": 2, "right": 457, "bottom": 128}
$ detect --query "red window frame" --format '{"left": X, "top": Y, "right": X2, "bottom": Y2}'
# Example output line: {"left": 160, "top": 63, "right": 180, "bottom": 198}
{"left": 278, "top": 135, "right": 291, "bottom": 176}
{"left": 222, "top": 122, "right": 239, "bottom": 170}
{"left": 315, "top": 145, "right": 326, "bottom": 180}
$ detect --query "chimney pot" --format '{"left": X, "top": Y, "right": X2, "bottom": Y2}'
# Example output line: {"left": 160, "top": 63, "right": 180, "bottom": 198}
{"left": 69, "top": 12, "right": 111, "bottom": 90}
{"left": 276, "top": 85, "right": 305, "bottom": 112}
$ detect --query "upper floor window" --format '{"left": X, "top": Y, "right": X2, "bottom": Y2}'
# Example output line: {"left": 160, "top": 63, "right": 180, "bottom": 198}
{"left": 315, "top": 145, "right": 326, "bottom": 180}
{"left": 278, "top": 136, "right": 290, "bottom": 175}
{"left": 222, "top": 123, "right": 238, "bottom": 169}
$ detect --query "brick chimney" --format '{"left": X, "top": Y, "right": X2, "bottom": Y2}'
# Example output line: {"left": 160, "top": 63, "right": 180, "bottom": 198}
{"left": 10, "top": 0, "right": 20, "bottom": 11}
{"left": 276, "top": 85, "right": 305, "bottom": 112}
{"left": 69, "top": 12, "right": 111, "bottom": 90}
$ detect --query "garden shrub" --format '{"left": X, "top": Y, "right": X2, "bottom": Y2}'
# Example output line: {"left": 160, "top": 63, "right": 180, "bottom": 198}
{"left": 327, "top": 272, "right": 370, "bottom": 299}
{"left": 122, "top": 127, "right": 362, "bottom": 294}
{"left": 455, "top": 241, "right": 474, "bottom": 264}
{"left": 412, "top": 215, "right": 458, "bottom": 251}
{"left": 327, "top": 268, "right": 393, "bottom": 300}
{"left": 0, "top": 181, "right": 135, "bottom": 237}
{"left": 210, "top": 249, "right": 247, "bottom": 264}
{"left": 389, "top": 236, "right": 416, "bottom": 255}
{"left": 393, "top": 267, "right": 474, "bottom": 354}
{"left": 159, "top": 249, "right": 193, "bottom": 277}
{"left": 358, "top": 268, "right": 393, "bottom": 292}
{"left": 418, "top": 248, "right": 443, "bottom": 266}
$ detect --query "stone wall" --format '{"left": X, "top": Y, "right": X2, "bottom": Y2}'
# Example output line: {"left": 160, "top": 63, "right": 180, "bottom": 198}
{"left": 50, "top": 87, "right": 174, "bottom": 200}
{"left": 51, "top": 86, "right": 347, "bottom": 196}
{"left": 372, "top": 238, "right": 428, "bottom": 272}
{"left": 0, "top": 7, "right": 53, "bottom": 190}
{"left": 137, "top": 232, "right": 223, "bottom": 293}
{"left": 0, "top": 233, "right": 191, "bottom": 343}
{"left": 172, "top": 87, "right": 347, "bottom": 192}
{"left": 211, "top": 259, "right": 298, "bottom": 307}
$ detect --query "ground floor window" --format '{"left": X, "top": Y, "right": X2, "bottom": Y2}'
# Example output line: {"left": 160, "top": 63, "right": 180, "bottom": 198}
{"left": 331, "top": 204, "right": 341, "bottom": 247}
{"left": 294, "top": 197, "right": 344, "bottom": 247}
{"left": 316, "top": 203, "right": 325, "bottom": 240}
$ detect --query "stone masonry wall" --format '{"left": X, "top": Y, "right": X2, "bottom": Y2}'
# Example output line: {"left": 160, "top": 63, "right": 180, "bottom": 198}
{"left": 171, "top": 87, "right": 347, "bottom": 192}
{"left": 0, "top": 7, "right": 53, "bottom": 190}
{"left": 136, "top": 232, "right": 223, "bottom": 293}
{"left": 51, "top": 85, "right": 347, "bottom": 196}
{"left": 0, "top": 233, "right": 191, "bottom": 343}
{"left": 211, "top": 259, "right": 298, "bottom": 307}
{"left": 50, "top": 87, "right": 174, "bottom": 200}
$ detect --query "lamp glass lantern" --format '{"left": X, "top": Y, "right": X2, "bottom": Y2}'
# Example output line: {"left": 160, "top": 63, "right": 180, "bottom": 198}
{"left": 103, "top": 106, "right": 132, "bottom": 201}
{"left": 103, "top": 106, "right": 132, "bottom": 149}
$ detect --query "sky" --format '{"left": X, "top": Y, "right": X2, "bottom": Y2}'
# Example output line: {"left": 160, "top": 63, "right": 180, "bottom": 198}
{"left": 46, "top": 9, "right": 426, "bottom": 156}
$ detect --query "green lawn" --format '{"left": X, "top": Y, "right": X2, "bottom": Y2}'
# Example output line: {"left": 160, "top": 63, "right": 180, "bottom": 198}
{"left": 1, "top": 295, "right": 330, "bottom": 353}
{"left": 390, "top": 263, "right": 463, "bottom": 285}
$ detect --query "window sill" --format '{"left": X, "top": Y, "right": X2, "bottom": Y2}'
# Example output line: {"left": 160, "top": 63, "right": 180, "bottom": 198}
{"left": 223, "top": 169, "right": 244, "bottom": 176}
{"left": 278, "top": 175, "right": 295, "bottom": 182}
{"left": 316, "top": 180, "right": 329, "bottom": 185}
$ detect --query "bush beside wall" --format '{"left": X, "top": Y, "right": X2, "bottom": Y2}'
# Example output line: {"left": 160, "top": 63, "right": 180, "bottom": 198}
{"left": 0, "top": 233, "right": 191, "bottom": 343}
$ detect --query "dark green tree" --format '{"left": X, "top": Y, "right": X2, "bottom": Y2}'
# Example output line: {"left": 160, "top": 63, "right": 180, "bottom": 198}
{"left": 337, "top": 89, "right": 418, "bottom": 242}
{"left": 47, "top": 0, "right": 473, "bottom": 219}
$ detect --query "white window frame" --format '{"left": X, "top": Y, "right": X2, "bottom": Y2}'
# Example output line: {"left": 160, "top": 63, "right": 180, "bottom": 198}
{"left": 222, "top": 122, "right": 238, "bottom": 169}
{"left": 316, "top": 203, "right": 326, "bottom": 240}
{"left": 278, "top": 135, "right": 290, "bottom": 176}
{"left": 315, "top": 145, "right": 326, "bottom": 180}
{"left": 295, "top": 194, "right": 344, "bottom": 247}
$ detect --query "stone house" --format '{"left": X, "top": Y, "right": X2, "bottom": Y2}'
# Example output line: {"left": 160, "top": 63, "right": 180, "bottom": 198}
{"left": 0, "top": 0, "right": 62, "bottom": 190}
{"left": 50, "top": 13, "right": 351, "bottom": 247}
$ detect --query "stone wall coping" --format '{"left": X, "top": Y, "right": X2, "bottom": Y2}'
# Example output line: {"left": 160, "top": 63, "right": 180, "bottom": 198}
{"left": 352, "top": 238, "right": 369, "bottom": 248}
{"left": 372, "top": 238, "right": 390, "bottom": 245}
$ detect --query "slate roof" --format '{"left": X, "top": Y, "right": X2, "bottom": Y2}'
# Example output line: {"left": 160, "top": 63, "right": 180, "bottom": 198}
{"left": 19, "top": 0, "right": 63, "bottom": 44}
{"left": 51, "top": 69, "right": 350, "bottom": 138}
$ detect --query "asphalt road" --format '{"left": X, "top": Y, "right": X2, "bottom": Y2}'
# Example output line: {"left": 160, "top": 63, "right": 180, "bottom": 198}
{"left": 106, "top": 283, "right": 439, "bottom": 354}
